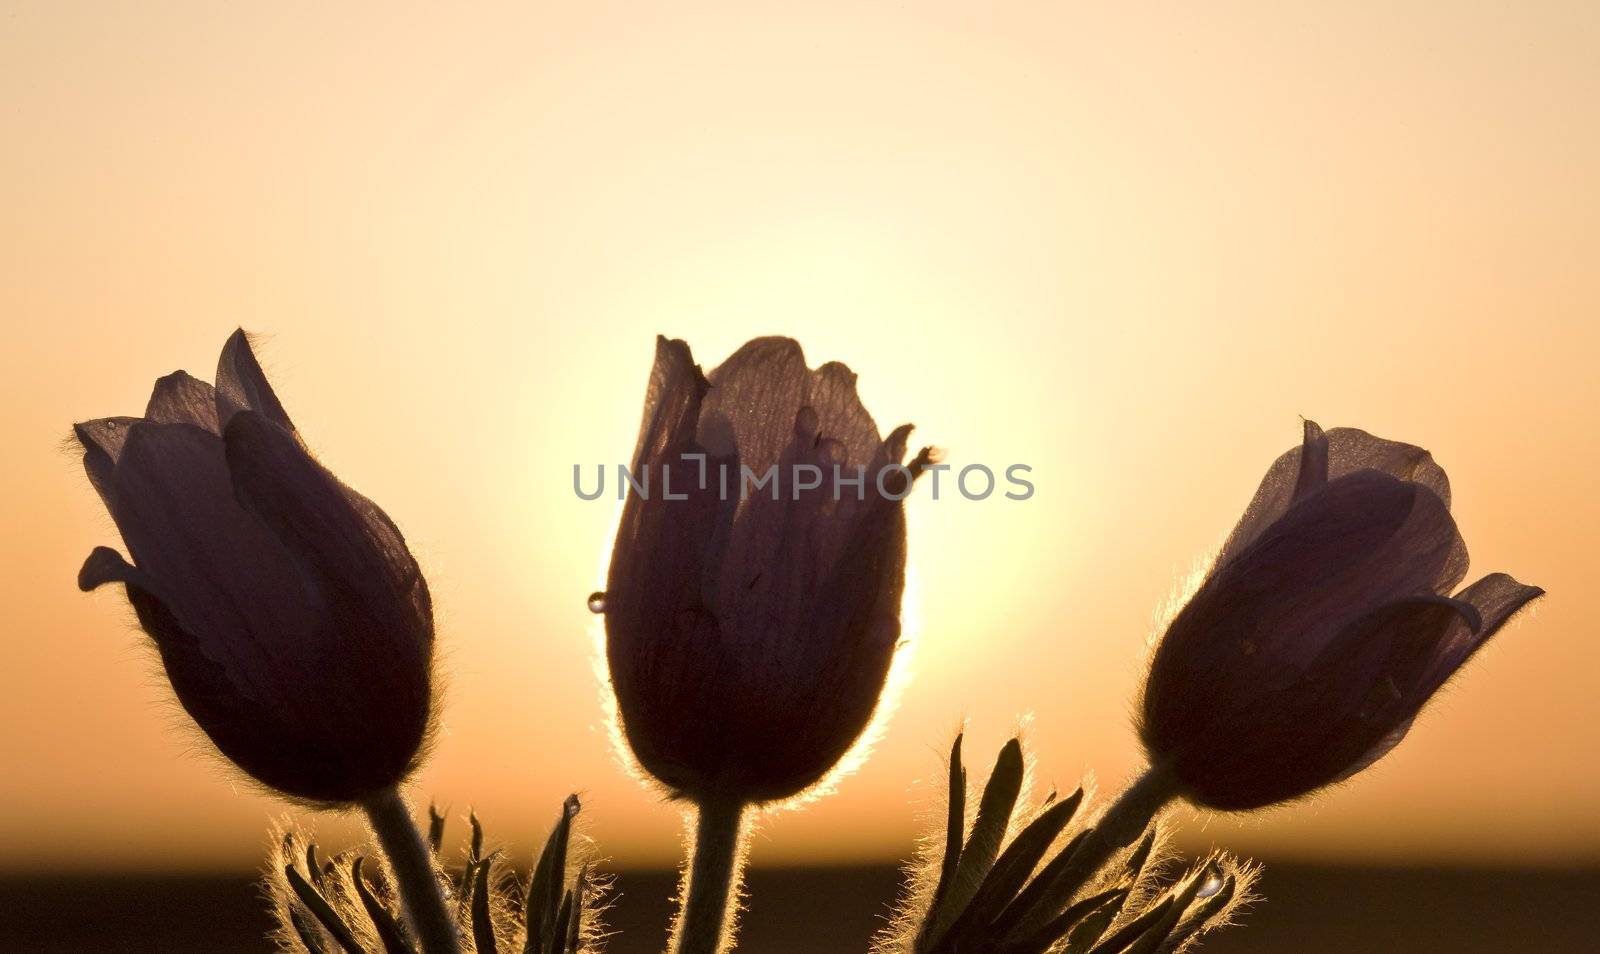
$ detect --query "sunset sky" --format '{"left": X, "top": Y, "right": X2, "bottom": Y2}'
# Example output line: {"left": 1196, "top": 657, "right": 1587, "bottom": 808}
{"left": 2, "top": 2, "right": 1596, "bottom": 874}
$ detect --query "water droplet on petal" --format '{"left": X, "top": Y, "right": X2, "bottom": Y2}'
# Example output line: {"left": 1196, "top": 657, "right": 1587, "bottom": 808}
{"left": 587, "top": 591, "right": 608, "bottom": 614}
{"left": 1197, "top": 874, "right": 1225, "bottom": 899}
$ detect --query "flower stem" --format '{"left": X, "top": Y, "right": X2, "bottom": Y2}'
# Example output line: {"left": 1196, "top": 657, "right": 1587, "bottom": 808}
{"left": 674, "top": 797, "right": 747, "bottom": 954}
{"left": 363, "top": 786, "right": 461, "bottom": 954}
{"left": 1015, "top": 762, "right": 1179, "bottom": 935}
{"left": 1077, "top": 762, "right": 1179, "bottom": 873}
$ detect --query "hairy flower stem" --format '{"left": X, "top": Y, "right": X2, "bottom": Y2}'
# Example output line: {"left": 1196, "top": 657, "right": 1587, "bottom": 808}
{"left": 364, "top": 787, "right": 461, "bottom": 954}
{"left": 1019, "top": 763, "right": 1179, "bottom": 933}
{"left": 1080, "top": 763, "right": 1178, "bottom": 871}
{"left": 675, "top": 798, "right": 747, "bottom": 954}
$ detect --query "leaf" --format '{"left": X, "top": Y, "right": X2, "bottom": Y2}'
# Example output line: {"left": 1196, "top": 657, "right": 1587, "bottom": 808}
{"left": 1085, "top": 896, "right": 1173, "bottom": 954}
{"left": 306, "top": 842, "right": 324, "bottom": 890}
{"left": 284, "top": 863, "right": 363, "bottom": 954}
{"left": 1006, "top": 885, "right": 1128, "bottom": 954}
{"left": 1125, "top": 830, "right": 1156, "bottom": 882}
{"left": 993, "top": 828, "right": 1091, "bottom": 938}
{"left": 352, "top": 856, "right": 417, "bottom": 954}
{"left": 470, "top": 810, "right": 485, "bottom": 864}
{"left": 1001, "top": 810, "right": 1153, "bottom": 939}
{"left": 917, "top": 734, "right": 968, "bottom": 951}
{"left": 1115, "top": 864, "right": 1212, "bottom": 954}
{"left": 1060, "top": 888, "right": 1132, "bottom": 953}
{"left": 550, "top": 889, "right": 574, "bottom": 954}
{"left": 525, "top": 795, "right": 581, "bottom": 954}
{"left": 1001, "top": 831, "right": 1156, "bottom": 949}
{"left": 946, "top": 788, "right": 1084, "bottom": 944}
{"left": 287, "top": 903, "right": 329, "bottom": 954}
{"left": 473, "top": 858, "right": 499, "bottom": 954}
{"left": 929, "top": 732, "right": 966, "bottom": 913}
{"left": 1163, "top": 867, "right": 1238, "bottom": 949}
{"left": 427, "top": 803, "right": 447, "bottom": 855}
{"left": 565, "top": 867, "right": 588, "bottom": 954}
{"left": 926, "top": 737, "right": 1025, "bottom": 944}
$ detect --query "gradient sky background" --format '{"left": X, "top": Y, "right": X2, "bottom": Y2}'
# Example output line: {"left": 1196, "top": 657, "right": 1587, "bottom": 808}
{"left": 2, "top": 2, "right": 1597, "bottom": 873}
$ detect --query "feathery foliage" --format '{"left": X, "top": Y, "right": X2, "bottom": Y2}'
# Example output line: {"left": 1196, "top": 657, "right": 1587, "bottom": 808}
{"left": 266, "top": 798, "right": 606, "bottom": 954}
{"left": 876, "top": 734, "right": 1257, "bottom": 954}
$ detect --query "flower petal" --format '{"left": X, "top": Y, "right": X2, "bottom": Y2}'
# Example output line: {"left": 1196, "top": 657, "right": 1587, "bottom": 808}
{"left": 632, "top": 336, "right": 708, "bottom": 468}
{"left": 881, "top": 422, "right": 913, "bottom": 465}
{"left": 1328, "top": 585, "right": 1526, "bottom": 784}
{"left": 216, "top": 329, "right": 294, "bottom": 431}
{"left": 146, "top": 371, "right": 221, "bottom": 433}
{"left": 699, "top": 336, "right": 809, "bottom": 474}
{"left": 74, "top": 417, "right": 140, "bottom": 463}
{"left": 1217, "top": 422, "right": 1455, "bottom": 570}
{"left": 1417, "top": 573, "right": 1544, "bottom": 696}
{"left": 221, "top": 411, "right": 374, "bottom": 581}
{"left": 109, "top": 421, "right": 312, "bottom": 696}
{"left": 78, "top": 545, "right": 142, "bottom": 592}
{"left": 1218, "top": 419, "right": 1329, "bottom": 566}
{"left": 122, "top": 581, "right": 284, "bottom": 777}
{"left": 1324, "top": 427, "right": 1451, "bottom": 508}
{"left": 1325, "top": 430, "right": 1469, "bottom": 593}
{"left": 120, "top": 579, "right": 389, "bottom": 804}
{"left": 805, "top": 360, "right": 883, "bottom": 469}
{"left": 73, "top": 417, "right": 141, "bottom": 504}
{"left": 222, "top": 410, "right": 432, "bottom": 656}
{"left": 1153, "top": 593, "right": 1474, "bottom": 809}
{"left": 1219, "top": 469, "right": 1465, "bottom": 670}
{"left": 1290, "top": 419, "right": 1329, "bottom": 503}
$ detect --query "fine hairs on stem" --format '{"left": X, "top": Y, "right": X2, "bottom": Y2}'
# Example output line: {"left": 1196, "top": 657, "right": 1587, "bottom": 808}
{"left": 363, "top": 786, "right": 462, "bottom": 954}
{"left": 673, "top": 798, "right": 748, "bottom": 954}
{"left": 1079, "top": 763, "right": 1180, "bottom": 875}
{"left": 1009, "top": 763, "right": 1180, "bottom": 938}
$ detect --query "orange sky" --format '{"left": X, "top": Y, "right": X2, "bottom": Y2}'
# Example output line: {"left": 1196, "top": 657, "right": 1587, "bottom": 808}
{"left": 2, "top": 2, "right": 1597, "bottom": 873}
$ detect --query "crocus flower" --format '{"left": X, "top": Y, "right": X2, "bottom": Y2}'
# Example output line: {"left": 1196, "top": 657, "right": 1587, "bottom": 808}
{"left": 1140, "top": 420, "right": 1542, "bottom": 810}
{"left": 75, "top": 330, "right": 435, "bottom": 805}
{"left": 601, "top": 336, "right": 928, "bottom": 805}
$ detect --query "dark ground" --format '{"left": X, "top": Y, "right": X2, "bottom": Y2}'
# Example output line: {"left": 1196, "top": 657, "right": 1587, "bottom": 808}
{"left": 3, "top": 864, "right": 1597, "bottom": 952}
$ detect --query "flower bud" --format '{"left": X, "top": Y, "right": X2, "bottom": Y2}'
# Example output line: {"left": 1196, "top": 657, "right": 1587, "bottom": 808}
{"left": 600, "top": 336, "right": 927, "bottom": 804}
{"left": 75, "top": 330, "right": 435, "bottom": 804}
{"left": 1140, "top": 420, "right": 1542, "bottom": 810}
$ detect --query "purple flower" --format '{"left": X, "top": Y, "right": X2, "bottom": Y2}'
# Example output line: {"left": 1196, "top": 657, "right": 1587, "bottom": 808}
{"left": 75, "top": 330, "right": 434, "bottom": 804}
{"left": 1140, "top": 421, "right": 1542, "bottom": 810}
{"left": 601, "top": 336, "right": 928, "bottom": 804}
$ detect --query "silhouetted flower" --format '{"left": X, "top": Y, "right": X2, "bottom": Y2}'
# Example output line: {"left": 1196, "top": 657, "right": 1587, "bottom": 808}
{"left": 76, "top": 330, "right": 435, "bottom": 804}
{"left": 601, "top": 336, "right": 929, "bottom": 804}
{"left": 1140, "top": 420, "right": 1542, "bottom": 810}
